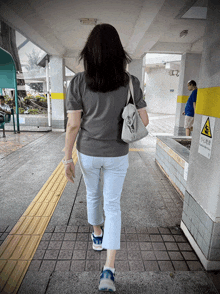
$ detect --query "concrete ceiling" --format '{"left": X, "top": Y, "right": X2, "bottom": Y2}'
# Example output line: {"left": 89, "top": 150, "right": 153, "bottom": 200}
{"left": 0, "top": 0, "right": 208, "bottom": 72}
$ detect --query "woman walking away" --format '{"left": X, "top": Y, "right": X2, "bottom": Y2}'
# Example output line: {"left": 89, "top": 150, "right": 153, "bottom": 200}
{"left": 64, "top": 23, "right": 149, "bottom": 292}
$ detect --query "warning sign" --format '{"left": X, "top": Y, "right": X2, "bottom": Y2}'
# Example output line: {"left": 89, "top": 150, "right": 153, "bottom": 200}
{"left": 198, "top": 116, "right": 215, "bottom": 159}
{"left": 201, "top": 117, "right": 212, "bottom": 138}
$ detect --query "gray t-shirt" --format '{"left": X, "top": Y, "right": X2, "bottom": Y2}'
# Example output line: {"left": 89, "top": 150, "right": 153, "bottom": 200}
{"left": 66, "top": 72, "right": 146, "bottom": 157}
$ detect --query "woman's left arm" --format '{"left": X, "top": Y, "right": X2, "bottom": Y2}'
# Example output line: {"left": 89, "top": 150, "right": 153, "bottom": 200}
{"left": 64, "top": 112, "right": 81, "bottom": 183}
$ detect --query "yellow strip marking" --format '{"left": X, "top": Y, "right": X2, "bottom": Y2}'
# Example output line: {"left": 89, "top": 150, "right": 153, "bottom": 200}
{"left": 177, "top": 95, "right": 188, "bottom": 103}
{"left": 129, "top": 148, "right": 145, "bottom": 152}
{"left": 0, "top": 260, "right": 17, "bottom": 290}
{"left": 156, "top": 138, "right": 185, "bottom": 168}
{"left": 196, "top": 87, "right": 220, "bottom": 118}
{"left": 0, "top": 145, "right": 78, "bottom": 293}
{"left": 0, "top": 260, "right": 7, "bottom": 273}
{"left": 3, "top": 261, "right": 28, "bottom": 294}
{"left": 51, "top": 93, "right": 66, "bottom": 100}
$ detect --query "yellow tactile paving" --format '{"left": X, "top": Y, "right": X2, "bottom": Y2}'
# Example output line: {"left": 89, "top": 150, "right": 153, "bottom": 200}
{"left": 0, "top": 146, "right": 78, "bottom": 294}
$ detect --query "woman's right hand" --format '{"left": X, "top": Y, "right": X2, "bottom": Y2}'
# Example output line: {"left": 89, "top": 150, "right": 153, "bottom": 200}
{"left": 64, "top": 162, "right": 75, "bottom": 183}
{"left": 182, "top": 111, "right": 185, "bottom": 115}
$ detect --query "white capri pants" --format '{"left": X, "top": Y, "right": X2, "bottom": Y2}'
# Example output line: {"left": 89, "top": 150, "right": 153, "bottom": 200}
{"left": 77, "top": 151, "right": 129, "bottom": 250}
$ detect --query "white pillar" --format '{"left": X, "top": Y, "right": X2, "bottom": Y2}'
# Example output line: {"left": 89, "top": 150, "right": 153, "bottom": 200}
{"left": 128, "top": 57, "right": 145, "bottom": 91}
{"left": 174, "top": 53, "right": 202, "bottom": 136}
{"left": 50, "top": 56, "right": 66, "bottom": 131}
{"left": 181, "top": 0, "right": 220, "bottom": 270}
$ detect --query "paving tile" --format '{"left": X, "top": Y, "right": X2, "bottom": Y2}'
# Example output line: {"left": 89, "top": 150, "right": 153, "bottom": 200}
{"left": 154, "top": 251, "right": 170, "bottom": 261}
{"left": 165, "top": 242, "right": 179, "bottom": 251}
{"left": 86, "top": 250, "right": 101, "bottom": 260}
{"left": 66, "top": 226, "right": 78, "bottom": 233}
{"left": 172, "top": 260, "right": 189, "bottom": 271}
{"left": 101, "top": 251, "right": 107, "bottom": 260}
{"left": 74, "top": 241, "right": 88, "bottom": 250}
{"left": 6, "top": 225, "right": 15, "bottom": 232}
{"left": 40, "top": 260, "right": 56, "bottom": 271}
{"left": 28, "top": 260, "right": 41, "bottom": 271}
{"left": 76, "top": 233, "right": 89, "bottom": 241}
{"left": 61, "top": 241, "right": 75, "bottom": 250}
{"left": 78, "top": 226, "right": 90, "bottom": 232}
{"left": 128, "top": 251, "right": 142, "bottom": 260}
{"left": 159, "top": 228, "right": 171, "bottom": 234}
{"left": 33, "top": 249, "right": 46, "bottom": 260}
{"left": 64, "top": 233, "right": 77, "bottom": 241}
{"left": 44, "top": 249, "right": 60, "bottom": 260}
{"left": 144, "top": 260, "right": 160, "bottom": 271}
{"left": 125, "top": 227, "right": 136, "bottom": 234}
{"left": 48, "top": 241, "right": 62, "bottom": 250}
{"left": 115, "top": 250, "right": 128, "bottom": 260}
{"left": 129, "top": 260, "right": 145, "bottom": 271}
{"left": 54, "top": 225, "right": 67, "bottom": 233}
{"left": 0, "top": 232, "right": 8, "bottom": 241}
{"left": 55, "top": 260, "right": 71, "bottom": 271}
{"left": 141, "top": 251, "right": 156, "bottom": 261}
{"left": 126, "top": 234, "right": 138, "bottom": 241}
{"left": 162, "top": 235, "right": 175, "bottom": 242}
{"left": 152, "top": 242, "right": 166, "bottom": 251}
{"left": 0, "top": 241, "right": 3, "bottom": 246}
{"left": 58, "top": 250, "right": 73, "bottom": 260}
{"left": 168, "top": 251, "right": 184, "bottom": 260}
{"left": 45, "top": 225, "right": 55, "bottom": 233}
{"left": 139, "top": 242, "right": 153, "bottom": 251}
{"left": 37, "top": 240, "right": 49, "bottom": 250}
{"left": 150, "top": 235, "right": 163, "bottom": 242}
{"left": 0, "top": 226, "right": 7, "bottom": 233}
{"left": 135, "top": 228, "right": 148, "bottom": 234}
{"left": 170, "top": 228, "right": 183, "bottom": 235}
{"left": 138, "top": 234, "right": 151, "bottom": 242}
{"left": 72, "top": 250, "right": 87, "bottom": 259}
{"left": 126, "top": 242, "right": 139, "bottom": 251}
{"left": 51, "top": 233, "right": 65, "bottom": 241}
{"left": 121, "top": 227, "right": 125, "bottom": 233}
{"left": 71, "top": 260, "right": 85, "bottom": 272}
{"left": 177, "top": 242, "right": 193, "bottom": 251}
{"left": 85, "top": 260, "right": 100, "bottom": 271}
{"left": 121, "top": 234, "right": 126, "bottom": 242}
{"left": 148, "top": 228, "right": 160, "bottom": 234}
{"left": 187, "top": 261, "right": 204, "bottom": 271}
{"left": 158, "top": 260, "right": 174, "bottom": 271}
{"left": 41, "top": 233, "right": 52, "bottom": 241}
{"left": 182, "top": 251, "right": 199, "bottom": 261}
{"left": 115, "top": 260, "right": 130, "bottom": 271}
{"left": 173, "top": 235, "right": 187, "bottom": 242}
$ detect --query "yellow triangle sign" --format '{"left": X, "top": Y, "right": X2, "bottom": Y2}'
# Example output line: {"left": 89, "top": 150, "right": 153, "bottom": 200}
{"left": 201, "top": 117, "right": 212, "bottom": 138}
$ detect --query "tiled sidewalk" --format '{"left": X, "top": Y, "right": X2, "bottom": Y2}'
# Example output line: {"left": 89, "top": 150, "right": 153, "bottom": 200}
{"left": 21, "top": 225, "right": 204, "bottom": 273}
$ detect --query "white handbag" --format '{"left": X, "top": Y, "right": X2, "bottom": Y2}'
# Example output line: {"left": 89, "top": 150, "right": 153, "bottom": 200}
{"left": 121, "top": 74, "right": 148, "bottom": 143}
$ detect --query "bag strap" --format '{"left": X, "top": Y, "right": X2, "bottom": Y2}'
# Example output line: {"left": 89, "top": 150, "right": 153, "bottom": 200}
{"left": 126, "top": 72, "right": 135, "bottom": 106}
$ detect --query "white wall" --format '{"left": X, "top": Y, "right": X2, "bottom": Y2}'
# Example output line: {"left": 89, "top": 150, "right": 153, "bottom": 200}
{"left": 144, "top": 67, "right": 179, "bottom": 114}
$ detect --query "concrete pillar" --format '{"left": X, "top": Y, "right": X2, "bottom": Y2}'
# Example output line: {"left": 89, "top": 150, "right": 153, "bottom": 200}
{"left": 50, "top": 56, "right": 66, "bottom": 131}
{"left": 128, "top": 57, "right": 145, "bottom": 91}
{"left": 174, "top": 53, "right": 202, "bottom": 136}
{"left": 180, "top": 0, "right": 220, "bottom": 270}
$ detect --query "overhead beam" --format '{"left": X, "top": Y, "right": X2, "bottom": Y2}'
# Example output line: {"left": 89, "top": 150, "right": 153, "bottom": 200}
{"left": 0, "top": 1, "right": 66, "bottom": 56}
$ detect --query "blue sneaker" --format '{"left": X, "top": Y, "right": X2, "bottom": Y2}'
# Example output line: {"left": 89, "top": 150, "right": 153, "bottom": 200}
{"left": 99, "top": 267, "right": 116, "bottom": 292}
{"left": 91, "top": 227, "right": 104, "bottom": 251}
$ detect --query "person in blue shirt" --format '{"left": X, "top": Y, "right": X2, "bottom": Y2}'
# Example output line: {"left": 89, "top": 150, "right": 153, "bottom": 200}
{"left": 182, "top": 80, "right": 197, "bottom": 136}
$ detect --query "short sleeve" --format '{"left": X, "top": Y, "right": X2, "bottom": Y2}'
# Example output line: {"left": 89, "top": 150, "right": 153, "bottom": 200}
{"left": 192, "top": 90, "right": 197, "bottom": 103}
{"left": 131, "top": 75, "right": 147, "bottom": 109}
{"left": 66, "top": 73, "right": 83, "bottom": 112}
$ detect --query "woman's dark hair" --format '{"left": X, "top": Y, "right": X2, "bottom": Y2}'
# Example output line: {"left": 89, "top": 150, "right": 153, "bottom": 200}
{"left": 79, "top": 24, "right": 132, "bottom": 92}
{"left": 188, "top": 80, "right": 197, "bottom": 87}
{"left": 0, "top": 96, "right": 5, "bottom": 101}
